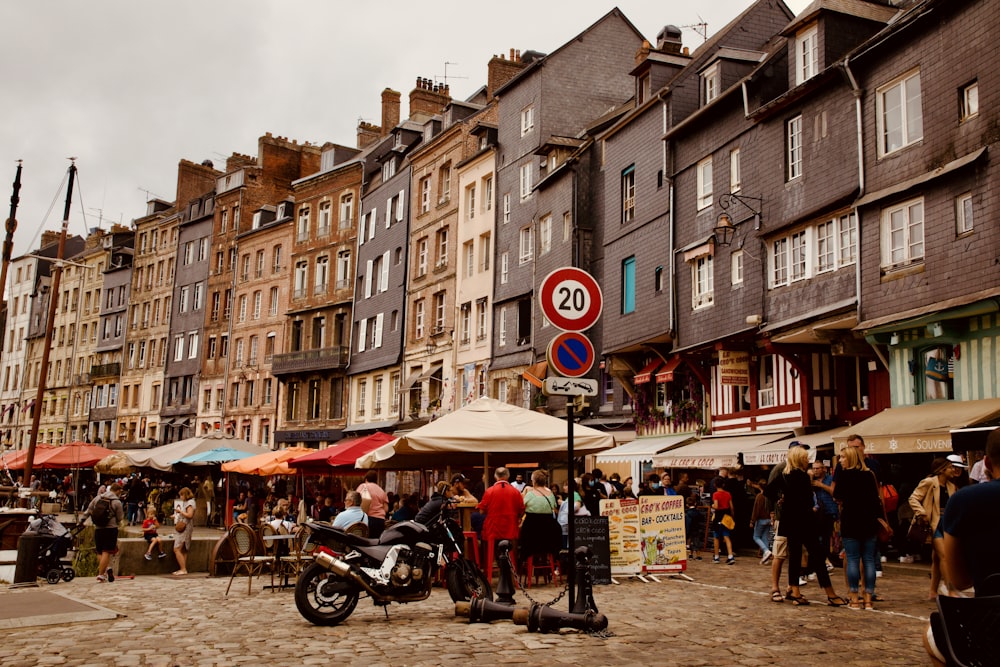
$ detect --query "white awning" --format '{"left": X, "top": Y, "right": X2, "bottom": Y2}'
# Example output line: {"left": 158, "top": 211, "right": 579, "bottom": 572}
{"left": 741, "top": 428, "right": 842, "bottom": 465}
{"left": 595, "top": 433, "right": 695, "bottom": 464}
{"left": 653, "top": 431, "right": 793, "bottom": 469}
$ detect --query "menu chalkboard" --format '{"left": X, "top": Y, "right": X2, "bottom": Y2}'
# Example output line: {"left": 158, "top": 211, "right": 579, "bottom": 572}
{"left": 571, "top": 516, "right": 611, "bottom": 585}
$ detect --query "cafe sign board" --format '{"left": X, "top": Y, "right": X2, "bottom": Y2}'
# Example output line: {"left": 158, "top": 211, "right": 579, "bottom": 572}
{"left": 719, "top": 349, "right": 750, "bottom": 385}
{"left": 638, "top": 495, "right": 688, "bottom": 574}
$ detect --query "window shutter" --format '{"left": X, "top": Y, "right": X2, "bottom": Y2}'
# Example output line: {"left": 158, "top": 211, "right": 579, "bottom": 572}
{"left": 396, "top": 190, "right": 405, "bottom": 221}
{"left": 374, "top": 313, "right": 384, "bottom": 348}
{"left": 380, "top": 250, "right": 390, "bottom": 292}
{"left": 364, "top": 259, "right": 373, "bottom": 298}
{"left": 358, "top": 211, "right": 366, "bottom": 246}
{"left": 386, "top": 199, "right": 392, "bottom": 228}
{"left": 358, "top": 319, "right": 367, "bottom": 352}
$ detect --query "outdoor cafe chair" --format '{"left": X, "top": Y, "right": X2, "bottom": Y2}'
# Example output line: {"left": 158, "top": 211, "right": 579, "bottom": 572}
{"left": 224, "top": 523, "right": 268, "bottom": 596}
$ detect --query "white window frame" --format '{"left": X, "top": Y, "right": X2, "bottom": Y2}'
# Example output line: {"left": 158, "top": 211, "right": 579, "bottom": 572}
{"left": 500, "top": 253, "right": 509, "bottom": 284}
{"left": 962, "top": 81, "right": 979, "bottom": 121}
{"left": 877, "top": 69, "right": 923, "bottom": 156}
{"left": 787, "top": 115, "right": 803, "bottom": 181}
{"left": 539, "top": 215, "right": 552, "bottom": 255}
{"left": 816, "top": 220, "right": 835, "bottom": 273}
{"left": 621, "top": 165, "right": 635, "bottom": 224}
{"left": 881, "top": 197, "right": 924, "bottom": 268}
{"left": 696, "top": 156, "right": 713, "bottom": 210}
{"left": 731, "top": 251, "right": 744, "bottom": 286}
{"left": 956, "top": 192, "right": 973, "bottom": 235}
{"left": 729, "top": 148, "right": 741, "bottom": 192}
{"left": 839, "top": 212, "right": 858, "bottom": 266}
{"left": 519, "top": 163, "right": 533, "bottom": 200}
{"left": 417, "top": 238, "right": 428, "bottom": 276}
{"left": 795, "top": 25, "right": 819, "bottom": 85}
{"left": 692, "top": 255, "right": 713, "bottom": 309}
{"left": 519, "top": 226, "right": 534, "bottom": 264}
{"left": 520, "top": 105, "right": 534, "bottom": 136}
{"left": 420, "top": 177, "right": 431, "bottom": 214}
{"left": 414, "top": 299, "right": 425, "bottom": 340}
{"left": 701, "top": 63, "right": 720, "bottom": 104}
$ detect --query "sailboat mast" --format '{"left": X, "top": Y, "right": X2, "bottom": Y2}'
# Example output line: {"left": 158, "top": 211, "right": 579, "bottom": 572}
{"left": 0, "top": 160, "right": 23, "bottom": 337}
{"left": 21, "top": 160, "right": 75, "bottom": 491}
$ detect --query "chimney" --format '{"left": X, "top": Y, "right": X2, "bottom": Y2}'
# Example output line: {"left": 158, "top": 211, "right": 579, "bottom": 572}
{"left": 656, "top": 25, "right": 683, "bottom": 55}
{"left": 357, "top": 121, "right": 380, "bottom": 149}
{"left": 487, "top": 49, "right": 528, "bottom": 101}
{"left": 409, "top": 77, "right": 451, "bottom": 118}
{"left": 40, "top": 230, "right": 61, "bottom": 249}
{"left": 381, "top": 88, "right": 401, "bottom": 136}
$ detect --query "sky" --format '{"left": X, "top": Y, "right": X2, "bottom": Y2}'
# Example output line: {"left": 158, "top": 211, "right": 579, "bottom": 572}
{"left": 0, "top": 0, "right": 810, "bottom": 260}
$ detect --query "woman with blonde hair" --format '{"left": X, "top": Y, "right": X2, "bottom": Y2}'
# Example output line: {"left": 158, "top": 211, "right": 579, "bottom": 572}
{"left": 833, "top": 445, "right": 882, "bottom": 609}
{"left": 909, "top": 456, "right": 963, "bottom": 598}
{"left": 172, "top": 487, "right": 196, "bottom": 576}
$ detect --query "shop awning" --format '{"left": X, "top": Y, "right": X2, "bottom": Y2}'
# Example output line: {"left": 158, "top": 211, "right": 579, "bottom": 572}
{"left": 653, "top": 431, "right": 794, "bottom": 469}
{"left": 595, "top": 433, "right": 695, "bottom": 463}
{"left": 522, "top": 361, "right": 548, "bottom": 389}
{"left": 831, "top": 398, "right": 1000, "bottom": 454}
{"left": 634, "top": 360, "right": 661, "bottom": 385}
{"left": 655, "top": 357, "right": 682, "bottom": 384}
{"left": 950, "top": 426, "right": 1000, "bottom": 452}
{"left": 741, "top": 428, "right": 844, "bottom": 466}
{"left": 400, "top": 368, "right": 423, "bottom": 392}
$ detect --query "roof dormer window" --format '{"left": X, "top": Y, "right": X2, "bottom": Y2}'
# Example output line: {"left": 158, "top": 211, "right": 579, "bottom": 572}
{"left": 795, "top": 25, "right": 819, "bottom": 85}
{"left": 702, "top": 63, "right": 720, "bottom": 104}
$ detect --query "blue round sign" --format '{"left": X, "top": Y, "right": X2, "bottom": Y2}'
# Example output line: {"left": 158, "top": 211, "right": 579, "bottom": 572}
{"left": 546, "top": 331, "right": 596, "bottom": 378}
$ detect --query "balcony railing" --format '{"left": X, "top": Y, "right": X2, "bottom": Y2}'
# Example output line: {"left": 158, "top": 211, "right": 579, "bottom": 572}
{"left": 90, "top": 363, "right": 121, "bottom": 379}
{"left": 271, "top": 346, "right": 349, "bottom": 376}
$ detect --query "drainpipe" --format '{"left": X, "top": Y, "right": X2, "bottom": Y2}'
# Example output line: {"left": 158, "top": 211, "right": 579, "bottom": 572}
{"left": 843, "top": 57, "right": 866, "bottom": 331}
{"left": 664, "top": 100, "right": 675, "bottom": 340}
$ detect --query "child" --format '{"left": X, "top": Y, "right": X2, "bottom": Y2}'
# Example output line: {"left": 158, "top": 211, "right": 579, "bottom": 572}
{"left": 142, "top": 507, "right": 166, "bottom": 560}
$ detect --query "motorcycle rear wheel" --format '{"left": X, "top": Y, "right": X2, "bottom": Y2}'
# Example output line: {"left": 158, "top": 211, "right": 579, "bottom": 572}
{"left": 294, "top": 562, "right": 361, "bottom": 626}
{"left": 445, "top": 558, "right": 494, "bottom": 602}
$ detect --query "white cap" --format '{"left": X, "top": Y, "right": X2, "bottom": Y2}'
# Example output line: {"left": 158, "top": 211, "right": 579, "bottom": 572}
{"left": 946, "top": 454, "right": 967, "bottom": 468}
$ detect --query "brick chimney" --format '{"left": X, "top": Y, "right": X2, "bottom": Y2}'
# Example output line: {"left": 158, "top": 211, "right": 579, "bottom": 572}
{"left": 357, "top": 121, "right": 380, "bottom": 149}
{"left": 487, "top": 49, "right": 527, "bottom": 101}
{"left": 381, "top": 88, "right": 401, "bottom": 136}
{"left": 408, "top": 77, "right": 451, "bottom": 118}
{"left": 175, "top": 159, "right": 219, "bottom": 213}
{"left": 40, "top": 230, "right": 61, "bottom": 249}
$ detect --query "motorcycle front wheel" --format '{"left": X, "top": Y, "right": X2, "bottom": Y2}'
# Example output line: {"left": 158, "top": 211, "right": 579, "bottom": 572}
{"left": 294, "top": 562, "right": 361, "bottom": 626}
{"left": 445, "top": 558, "right": 494, "bottom": 602}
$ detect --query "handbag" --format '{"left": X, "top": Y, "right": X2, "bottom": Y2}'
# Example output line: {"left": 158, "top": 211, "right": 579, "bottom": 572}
{"left": 906, "top": 519, "right": 932, "bottom": 545}
{"left": 174, "top": 519, "right": 187, "bottom": 533}
{"left": 359, "top": 483, "right": 373, "bottom": 514}
{"left": 720, "top": 513, "right": 736, "bottom": 530}
{"left": 876, "top": 518, "right": 893, "bottom": 543}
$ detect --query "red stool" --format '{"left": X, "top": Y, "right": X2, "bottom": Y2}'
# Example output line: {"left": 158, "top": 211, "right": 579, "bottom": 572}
{"left": 462, "top": 531, "right": 481, "bottom": 568}
{"left": 522, "top": 554, "right": 559, "bottom": 588}
{"left": 484, "top": 540, "right": 517, "bottom": 585}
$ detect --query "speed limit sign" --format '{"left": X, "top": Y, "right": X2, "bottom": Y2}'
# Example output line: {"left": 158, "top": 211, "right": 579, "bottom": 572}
{"left": 539, "top": 267, "right": 603, "bottom": 332}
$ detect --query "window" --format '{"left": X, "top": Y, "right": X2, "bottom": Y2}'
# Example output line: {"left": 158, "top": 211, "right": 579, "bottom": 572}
{"left": 621, "top": 257, "right": 636, "bottom": 314}
{"left": 961, "top": 81, "right": 979, "bottom": 120}
{"left": 692, "top": 255, "right": 713, "bottom": 309}
{"left": 336, "top": 250, "right": 351, "bottom": 289}
{"left": 269, "top": 287, "right": 279, "bottom": 316}
{"left": 839, "top": 212, "right": 858, "bottom": 265}
{"left": 297, "top": 206, "right": 310, "bottom": 241}
{"left": 795, "top": 25, "right": 819, "bottom": 85}
{"left": 877, "top": 70, "right": 922, "bottom": 155}
{"left": 701, "top": 63, "right": 719, "bottom": 104}
{"left": 882, "top": 197, "right": 924, "bottom": 268}
{"left": 460, "top": 302, "right": 472, "bottom": 344}
{"left": 435, "top": 229, "right": 448, "bottom": 267}
{"left": 956, "top": 193, "right": 973, "bottom": 235}
{"left": 179, "top": 286, "right": 189, "bottom": 313}
{"left": 479, "top": 232, "right": 491, "bottom": 272}
{"left": 416, "top": 238, "right": 428, "bottom": 276}
{"left": 500, "top": 252, "right": 509, "bottom": 284}
{"left": 294, "top": 262, "right": 308, "bottom": 298}
{"left": 696, "top": 157, "right": 713, "bottom": 210}
{"left": 356, "top": 380, "right": 366, "bottom": 418}
{"left": 483, "top": 176, "right": 493, "bottom": 211}
{"left": 520, "top": 105, "right": 534, "bottom": 136}
{"left": 382, "top": 158, "right": 396, "bottom": 181}
{"left": 438, "top": 164, "right": 451, "bottom": 203}
{"left": 621, "top": 165, "right": 635, "bottom": 224}
{"left": 252, "top": 290, "right": 262, "bottom": 319}
{"left": 372, "top": 377, "right": 383, "bottom": 417}
{"left": 173, "top": 334, "right": 184, "bottom": 361}
{"left": 772, "top": 238, "right": 789, "bottom": 287}
{"left": 790, "top": 231, "right": 807, "bottom": 281}
{"left": 519, "top": 227, "right": 533, "bottom": 263}
{"left": 183, "top": 241, "right": 195, "bottom": 265}
{"left": 787, "top": 115, "right": 803, "bottom": 180}
{"left": 318, "top": 200, "right": 331, "bottom": 235}
{"left": 466, "top": 184, "right": 476, "bottom": 219}
{"left": 502, "top": 194, "right": 510, "bottom": 224}
{"left": 816, "top": 220, "right": 835, "bottom": 273}
{"left": 433, "top": 292, "right": 446, "bottom": 333}
{"left": 731, "top": 251, "right": 744, "bottom": 285}
{"left": 498, "top": 308, "right": 506, "bottom": 347}
{"left": 539, "top": 215, "right": 551, "bottom": 255}
{"left": 272, "top": 245, "right": 282, "bottom": 273}
{"left": 519, "top": 163, "right": 532, "bottom": 200}
{"left": 414, "top": 299, "right": 425, "bottom": 339}
{"left": 238, "top": 294, "right": 247, "bottom": 322}
{"left": 476, "top": 298, "right": 487, "bottom": 340}
{"left": 420, "top": 176, "right": 431, "bottom": 214}
{"left": 188, "top": 332, "right": 199, "bottom": 359}
{"left": 729, "top": 148, "right": 741, "bottom": 192}
{"left": 315, "top": 256, "right": 329, "bottom": 293}
{"left": 464, "top": 241, "right": 475, "bottom": 278}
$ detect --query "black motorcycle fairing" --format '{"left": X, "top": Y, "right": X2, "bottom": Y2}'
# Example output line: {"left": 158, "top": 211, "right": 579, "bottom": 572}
{"left": 378, "top": 520, "right": 430, "bottom": 545}
{"left": 305, "top": 521, "right": 380, "bottom": 549}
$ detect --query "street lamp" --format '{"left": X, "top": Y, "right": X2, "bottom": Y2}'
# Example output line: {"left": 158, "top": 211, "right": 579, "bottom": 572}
{"left": 714, "top": 193, "right": 764, "bottom": 247}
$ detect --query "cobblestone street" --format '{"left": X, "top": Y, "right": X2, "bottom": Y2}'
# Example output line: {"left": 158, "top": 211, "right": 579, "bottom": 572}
{"left": 1, "top": 557, "right": 934, "bottom": 666}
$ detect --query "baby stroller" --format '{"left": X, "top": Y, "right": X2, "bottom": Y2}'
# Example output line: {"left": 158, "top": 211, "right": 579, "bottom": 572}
{"left": 26, "top": 514, "right": 82, "bottom": 584}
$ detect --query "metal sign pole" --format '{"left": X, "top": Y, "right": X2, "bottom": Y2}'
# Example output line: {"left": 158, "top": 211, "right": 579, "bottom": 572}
{"left": 567, "top": 398, "right": 574, "bottom": 611}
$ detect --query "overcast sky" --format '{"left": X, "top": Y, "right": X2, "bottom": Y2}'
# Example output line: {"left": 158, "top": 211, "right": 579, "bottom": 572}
{"left": 0, "top": 0, "right": 810, "bottom": 260}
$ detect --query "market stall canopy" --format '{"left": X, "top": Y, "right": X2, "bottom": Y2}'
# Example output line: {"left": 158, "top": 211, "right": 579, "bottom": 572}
{"left": 356, "top": 397, "right": 616, "bottom": 469}
{"left": 594, "top": 433, "right": 695, "bottom": 464}
{"left": 94, "top": 452, "right": 135, "bottom": 476}
{"left": 173, "top": 447, "right": 258, "bottom": 466}
{"left": 831, "top": 398, "right": 1000, "bottom": 455}
{"left": 741, "top": 429, "right": 843, "bottom": 466}
{"left": 221, "top": 446, "right": 313, "bottom": 476}
{"left": 0, "top": 444, "right": 57, "bottom": 471}
{"left": 288, "top": 432, "right": 395, "bottom": 473}
{"left": 122, "top": 434, "right": 270, "bottom": 472}
{"left": 2, "top": 442, "right": 117, "bottom": 470}
{"left": 653, "top": 431, "right": 794, "bottom": 469}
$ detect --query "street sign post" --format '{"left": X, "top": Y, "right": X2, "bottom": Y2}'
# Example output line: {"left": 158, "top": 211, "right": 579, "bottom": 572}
{"left": 539, "top": 267, "right": 603, "bottom": 332}
{"left": 543, "top": 377, "right": 598, "bottom": 397}
{"left": 546, "top": 331, "right": 596, "bottom": 378}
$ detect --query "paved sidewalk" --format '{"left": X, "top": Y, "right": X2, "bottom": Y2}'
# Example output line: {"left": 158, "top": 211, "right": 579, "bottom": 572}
{"left": 0, "top": 556, "right": 935, "bottom": 666}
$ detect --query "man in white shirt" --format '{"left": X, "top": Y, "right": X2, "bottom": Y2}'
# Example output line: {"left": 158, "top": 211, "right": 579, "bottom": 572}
{"left": 332, "top": 491, "right": 369, "bottom": 530}
{"left": 511, "top": 474, "right": 527, "bottom": 493}
{"left": 969, "top": 456, "right": 990, "bottom": 483}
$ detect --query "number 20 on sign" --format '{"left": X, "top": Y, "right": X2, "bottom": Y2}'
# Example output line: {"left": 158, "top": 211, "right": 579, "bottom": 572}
{"left": 538, "top": 267, "right": 604, "bottom": 332}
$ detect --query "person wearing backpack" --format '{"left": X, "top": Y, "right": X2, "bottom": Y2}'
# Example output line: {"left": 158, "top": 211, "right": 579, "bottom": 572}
{"left": 84, "top": 482, "right": 124, "bottom": 582}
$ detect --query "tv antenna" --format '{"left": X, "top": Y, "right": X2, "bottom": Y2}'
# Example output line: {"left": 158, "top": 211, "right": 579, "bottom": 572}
{"left": 137, "top": 186, "right": 165, "bottom": 202}
{"left": 437, "top": 61, "right": 468, "bottom": 88}
{"left": 681, "top": 18, "right": 708, "bottom": 42}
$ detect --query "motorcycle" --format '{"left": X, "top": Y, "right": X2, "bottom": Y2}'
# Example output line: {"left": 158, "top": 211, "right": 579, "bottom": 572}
{"left": 294, "top": 503, "right": 493, "bottom": 626}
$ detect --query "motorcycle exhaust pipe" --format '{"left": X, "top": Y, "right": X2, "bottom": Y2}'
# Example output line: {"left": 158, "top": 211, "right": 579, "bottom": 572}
{"left": 311, "top": 552, "right": 431, "bottom": 603}
{"left": 314, "top": 550, "right": 353, "bottom": 578}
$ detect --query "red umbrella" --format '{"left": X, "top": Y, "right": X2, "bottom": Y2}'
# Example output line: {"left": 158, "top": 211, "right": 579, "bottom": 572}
{"left": 288, "top": 432, "right": 396, "bottom": 473}
{"left": 33, "top": 442, "right": 119, "bottom": 469}
{"left": 1, "top": 444, "right": 58, "bottom": 471}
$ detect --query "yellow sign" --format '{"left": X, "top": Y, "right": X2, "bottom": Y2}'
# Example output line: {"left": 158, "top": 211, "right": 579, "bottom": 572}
{"left": 600, "top": 498, "right": 642, "bottom": 575}
{"left": 719, "top": 350, "right": 750, "bottom": 385}
{"left": 638, "top": 495, "right": 687, "bottom": 573}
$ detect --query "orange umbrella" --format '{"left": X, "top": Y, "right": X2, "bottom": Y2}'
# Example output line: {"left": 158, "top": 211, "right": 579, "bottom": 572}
{"left": 34, "top": 442, "right": 118, "bottom": 469}
{"left": 221, "top": 446, "right": 313, "bottom": 476}
{"left": 1, "top": 444, "right": 58, "bottom": 471}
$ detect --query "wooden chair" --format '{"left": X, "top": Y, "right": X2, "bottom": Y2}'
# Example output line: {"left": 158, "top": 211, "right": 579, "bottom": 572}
{"left": 278, "top": 530, "right": 308, "bottom": 586}
{"left": 260, "top": 524, "right": 280, "bottom": 591}
{"left": 345, "top": 522, "right": 369, "bottom": 538}
{"left": 225, "top": 523, "right": 267, "bottom": 596}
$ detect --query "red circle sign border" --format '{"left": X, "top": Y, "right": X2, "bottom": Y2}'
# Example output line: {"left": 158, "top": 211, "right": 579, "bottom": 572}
{"left": 538, "top": 267, "right": 603, "bottom": 332}
{"left": 547, "top": 331, "right": 596, "bottom": 378}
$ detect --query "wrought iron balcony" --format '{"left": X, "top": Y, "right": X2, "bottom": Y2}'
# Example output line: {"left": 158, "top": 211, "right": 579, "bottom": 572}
{"left": 90, "top": 362, "right": 121, "bottom": 379}
{"left": 271, "top": 345, "right": 349, "bottom": 376}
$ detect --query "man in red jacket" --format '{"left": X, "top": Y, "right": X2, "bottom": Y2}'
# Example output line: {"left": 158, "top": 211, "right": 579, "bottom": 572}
{"left": 477, "top": 467, "right": 525, "bottom": 571}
